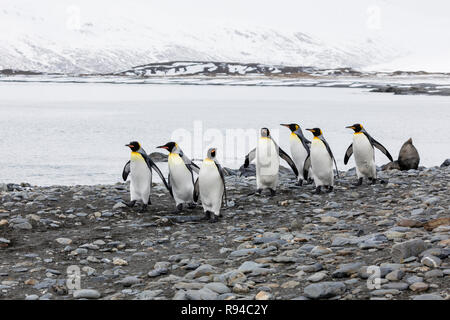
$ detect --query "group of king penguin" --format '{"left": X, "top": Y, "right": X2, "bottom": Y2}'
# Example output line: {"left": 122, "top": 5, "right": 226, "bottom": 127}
{"left": 122, "top": 123, "right": 393, "bottom": 223}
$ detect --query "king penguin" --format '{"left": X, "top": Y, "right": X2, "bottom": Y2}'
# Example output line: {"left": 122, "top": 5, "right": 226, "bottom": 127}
{"left": 344, "top": 124, "right": 393, "bottom": 185}
{"left": 243, "top": 127, "right": 298, "bottom": 196}
{"left": 157, "top": 142, "right": 200, "bottom": 212}
{"left": 122, "top": 141, "right": 172, "bottom": 212}
{"left": 193, "top": 148, "right": 227, "bottom": 223}
{"left": 281, "top": 123, "right": 311, "bottom": 186}
{"left": 303, "top": 128, "right": 339, "bottom": 194}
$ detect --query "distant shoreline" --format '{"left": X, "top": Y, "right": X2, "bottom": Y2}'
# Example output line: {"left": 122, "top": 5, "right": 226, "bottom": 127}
{"left": 2, "top": 61, "right": 450, "bottom": 96}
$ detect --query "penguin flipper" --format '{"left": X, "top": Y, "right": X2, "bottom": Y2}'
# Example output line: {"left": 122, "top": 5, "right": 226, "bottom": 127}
{"left": 122, "top": 161, "right": 131, "bottom": 181}
{"left": 144, "top": 155, "right": 173, "bottom": 197}
{"left": 371, "top": 138, "right": 393, "bottom": 162}
{"left": 189, "top": 162, "right": 200, "bottom": 174}
{"left": 319, "top": 136, "right": 339, "bottom": 179}
{"left": 180, "top": 150, "right": 200, "bottom": 174}
{"left": 344, "top": 143, "right": 353, "bottom": 165}
{"left": 244, "top": 148, "right": 256, "bottom": 167}
{"left": 214, "top": 161, "right": 228, "bottom": 205}
{"left": 295, "top": 132, "right": 311, "bottom": 154}
{"left": 193, "top": 177, "right": 200, "bottom": 202}
{"left": 277, "top": 145, "right": 299, "bottom": 177}
{"left": 362, "top": 131, "right": 393, "bottom": 162}
{"left": 303, "top": 155, "right": 311, "bottom": 180}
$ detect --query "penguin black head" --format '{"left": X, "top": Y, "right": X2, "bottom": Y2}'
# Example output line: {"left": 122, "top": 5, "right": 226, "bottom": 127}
{"left": 281, "top": 123, "right": 300, "bottom": 132}
{"left": 207, "top": 148, "right": 217, "bottom": 159}
{"left": 346, "top": 124, "right": 363, "bottom": 132}
{"left": 261, "top": 128, "right": 270, "bottom": 138}
{"left": 306, "top": 128, "right": 323, "bottom": 137}
{"left": 125, "top": 141, "right": 141, "bottom": 152}
{"left": 157, "top": 142, "right": 177, "bottom": 153}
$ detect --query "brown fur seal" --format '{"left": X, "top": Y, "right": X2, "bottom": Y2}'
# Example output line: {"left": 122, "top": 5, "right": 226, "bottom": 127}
{"left": 398, "top": 138, "right": 420, "bottom": 170}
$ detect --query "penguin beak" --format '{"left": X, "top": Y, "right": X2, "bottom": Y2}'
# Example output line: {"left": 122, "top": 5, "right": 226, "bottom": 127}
{"left": 280, "top": 124, "right": 289, "bottom": 128}
{"left": 346, "top": 126, "right": 355, "bottom": 129}
{"left": 157, "top": 145, "right": 168, "bottom": 149}
{"left": 125, "top": 144, "right": 132, "bottom": 148}
{"left": 306, "top": 128, "right": 313, "bottom": 133}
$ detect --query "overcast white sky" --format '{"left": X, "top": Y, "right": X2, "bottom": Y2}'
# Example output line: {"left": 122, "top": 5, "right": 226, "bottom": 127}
{"left": 3, "top": 0, "right": 450, "bottom": 71}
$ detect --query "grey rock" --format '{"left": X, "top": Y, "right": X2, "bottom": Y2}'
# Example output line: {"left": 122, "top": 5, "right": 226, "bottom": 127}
{"left": 381, "top": 282, "right": 409, "bottom": 291}
{"left": 116, "top": 276, "right": 142, "bottom": 287}
{"left": 420, "top": 255, "right": 441, "bottom": 268}
{"left": 228, "top": 248, "right": 261, "bottom": 258}
{"left": 307, "top": 272, "right": 327, "bottom": 283}
{"left": 238, "top": 261, "right": 264, "bottom": 273}
{"left": 204, "top": 282, "right": 231, "bottom": 294}
{"left": 12, "top": 222, "right": 32, "bottom": 230}
{"left": 73, "top": 289, "right": 101, "bottom": 299}
{"left": 424, "top": 269, "right": 444, "bottom": 278}
{"left": 332, "top": 262, "right": 364, "bottom": 278}
{"left": 412, "top": 294, "right": 444, "bottom": 300}
{"left": 303, "top": 281, "right": 346, "bottom": 299}
{"left": 185, "top": 288, "right": 218, "bottom": 300}
{"left": 298, "top": 263, "right": 323, "bottom": 273}
{"left": 406, "top": 276, "right": 423, "bottom": 285}
{"left": 385, "top": 269, "right": 405, "bottom": 281}
{"left": 370, "top": 289, "right": 400, "bottom": 296}
{"left": 135, "top": 290, "right": 163, "bottom": 300}
{"left": 391, "top": 239, "right": 429, "bottom": 263}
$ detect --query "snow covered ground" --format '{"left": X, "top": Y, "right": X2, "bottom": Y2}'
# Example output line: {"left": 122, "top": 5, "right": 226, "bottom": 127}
{"left": 0, "top": 1, "right": 401, "bottom": 74}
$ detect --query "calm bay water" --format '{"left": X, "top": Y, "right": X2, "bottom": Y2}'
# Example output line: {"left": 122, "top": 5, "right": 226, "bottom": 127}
{"left": 0, "top": 82, "right": 448, "bottom": 186}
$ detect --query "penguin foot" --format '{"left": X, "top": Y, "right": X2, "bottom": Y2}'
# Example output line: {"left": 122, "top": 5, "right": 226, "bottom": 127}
{"left": 269, "top": 189, "right": 276, "bottom": 197}
{"left": 139, "top": 204, "right": 148, "bottom": 213}
{"left": 187, "top": 203, "right": 196, "bottom": 209}
{"left": 326, "top": 186, "right": 334, "bottom": 193}
{"left": 369, "top": 178, "right": 377, "bottom": 185}
{"left": 176, "top": 204, "right": 184, "bottom": 213}
{"left": 296, "top": 180, "right": 303, "bottom": 186}
{"left": 203, "top": 211, "right": 212, "bottom": 221}
{"left": 209, "top": 215, "right": 219, "bottom": 223}
{"left": 124, "top": 200, "right": 136, "bottom": 208}
{"left": 353, "top": 178, "right": 363, "bottom": 186}
{"left": 313, "top": 186, "right": 321, "bottom": 194}
{"left": 379, "top": 179, "right": 387, "bottom": 184}
{"left": 256, "top": 189, "right": 263, "bottom": 195}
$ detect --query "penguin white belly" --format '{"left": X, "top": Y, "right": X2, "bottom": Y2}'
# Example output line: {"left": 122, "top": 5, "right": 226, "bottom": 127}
{"left": 168, "top": 154, "right": 194, "bottom": 205}
{"left": 199, "top": 160, "right": 224, "bottom": 216}
{"left": 130, "top": 153, "right": 151, "bottom": 204}
{"left": 256, "top": 138, "right": 279, "bottom": 189}
{"left": 353, "top": 133, "right": 376, "bottom": 178}
{"left": 290, "top": 134, "right": 309, "bottom": 182}
{"left": 310, "top": 139, "right": 333, "bottom": 187}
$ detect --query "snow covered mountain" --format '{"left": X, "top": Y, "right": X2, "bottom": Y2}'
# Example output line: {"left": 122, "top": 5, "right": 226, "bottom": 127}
{"left": 0, "top": 1, "right": 401, "bottom": 74}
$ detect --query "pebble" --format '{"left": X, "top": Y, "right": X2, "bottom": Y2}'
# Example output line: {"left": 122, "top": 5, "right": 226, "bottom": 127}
{"left": 73, "top": 289, "right": 101, "bottom": 299}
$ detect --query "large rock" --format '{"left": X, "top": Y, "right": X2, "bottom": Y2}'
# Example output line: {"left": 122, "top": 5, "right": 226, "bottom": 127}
{"left": 423, "top": 217, "right": 450, "bottom": 231}
{"left": 303, "top": 281, "right": 346, "bottom": 299}
{"left": 440, "top": 159, "right": 450, "bottom": 167}
{"left": 391, "top": 239, "right": 429, "bottom": 263}
{"left": 398, "top": 138, "right": 420, "bottom": 170}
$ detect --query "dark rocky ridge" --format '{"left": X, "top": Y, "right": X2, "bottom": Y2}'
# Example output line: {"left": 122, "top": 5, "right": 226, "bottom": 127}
{"left": 2, "top": 61, "right": 450, "bottom": 96}
{"left": 0, "top": 164, "right": 449, "bottom": 300}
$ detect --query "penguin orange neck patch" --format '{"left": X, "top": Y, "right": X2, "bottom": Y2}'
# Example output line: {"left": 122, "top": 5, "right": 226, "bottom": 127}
{"left": 131, "top": 152, "right": 144, "bottom": 161}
